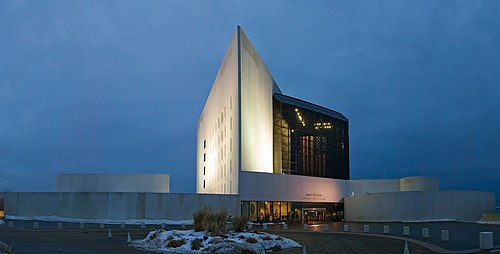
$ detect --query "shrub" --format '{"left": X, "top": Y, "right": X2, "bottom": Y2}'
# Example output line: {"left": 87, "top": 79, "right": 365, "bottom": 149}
{"left": 261, "top": 235, "right": 272, "bottom": 241}
{"left": 193, "top": 206, "right": 211, "bottom": 231}
{"left": 167, "top": 238, "right": 186, "bottom": 248}
{"left": 214, "top": 209, "right": 228, "bottom": 234}
{"left": 191, "top": 238, "right": 204, "bottom": 250}
{"left": 208, "top": 238, "right": 222, "bottom": 245}
{"left": 193, "top": 207, "right": 228, "bottom": 234}
{"left": 245, "top": 237, "right": 258, "bottom": 244}
{"left": 272, "top": 245, "right": 282, "bottom": 251}
{"left": 233, "top": 215, "right": 249, "bottom": 232}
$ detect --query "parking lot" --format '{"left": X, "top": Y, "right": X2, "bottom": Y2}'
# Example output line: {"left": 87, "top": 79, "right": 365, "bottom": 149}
{"left": 0, "top": 220, "right": 499, "bottom": 253}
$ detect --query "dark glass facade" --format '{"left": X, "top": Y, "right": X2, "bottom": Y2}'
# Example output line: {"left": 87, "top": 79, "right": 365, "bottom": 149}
{"left": 273, "top": 94, "right": 350, "bottom": 180}
{"left": 241, "top": 201, "right": 344, "bottom": 223}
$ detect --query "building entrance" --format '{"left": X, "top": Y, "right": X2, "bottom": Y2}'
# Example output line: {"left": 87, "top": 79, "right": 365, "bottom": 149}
{"left": 302, "top": 208, "right": 326, "bottom": 223}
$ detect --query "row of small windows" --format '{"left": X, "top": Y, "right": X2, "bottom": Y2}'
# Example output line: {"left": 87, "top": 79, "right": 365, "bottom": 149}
{"left": 201, "top": 96, "right": 234, "bottom": 191}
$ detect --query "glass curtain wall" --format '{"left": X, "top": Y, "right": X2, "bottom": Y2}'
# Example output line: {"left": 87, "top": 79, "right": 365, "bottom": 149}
{"left": 241, "top": 201, "right": 344, "bottom": 223}
{"left": 273, "top": 95, "right": 349, "bottom": 180}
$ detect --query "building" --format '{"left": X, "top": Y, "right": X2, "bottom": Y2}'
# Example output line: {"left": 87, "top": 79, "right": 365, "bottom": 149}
{"left": 196, "top": 26, "right": 495, "bottom": 223}
{"left": 0, "top": 27, "right": 495, "bottom": 223}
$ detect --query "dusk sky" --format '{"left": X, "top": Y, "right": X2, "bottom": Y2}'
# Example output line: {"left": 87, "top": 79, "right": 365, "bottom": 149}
{"left": 1, "top": 1, "right": 499, "bottom": 196}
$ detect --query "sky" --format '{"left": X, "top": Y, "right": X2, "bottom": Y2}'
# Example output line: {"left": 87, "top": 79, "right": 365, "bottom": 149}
{"left": 1, "top": 1, "right": 499, "bottom": 196}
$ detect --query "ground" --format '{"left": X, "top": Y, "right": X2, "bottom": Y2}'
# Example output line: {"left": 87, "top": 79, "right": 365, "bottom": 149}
{"left": 0, "top": 220, "right": 499, "bottom": 253}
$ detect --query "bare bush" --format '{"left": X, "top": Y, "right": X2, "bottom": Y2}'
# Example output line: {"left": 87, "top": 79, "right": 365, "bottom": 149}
{"left": 245, "top": 237, "right": 258, "bottom": 244}
{"left": 233, "top": 215, "right": 249, "bottom": 232}
{"left": 193, "top": 206, "right": 210, "bottom": 231}
{"left": 262, "top": 235, "right": 272, "bottom": 241}
{"left": 191, "top": 238, "right": 204, "bottom": 250}
{"left": 167, "top": 238, "right": 186, "bottom": 248}
{"left": 193, "top": 207, "right": 228, "bottom": 234}
{"left": 214, "top": 209, "right": 228, "bottom": 234}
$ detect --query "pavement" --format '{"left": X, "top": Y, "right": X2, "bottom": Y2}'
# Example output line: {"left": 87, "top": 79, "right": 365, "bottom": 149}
{"left": 269, "top": 221, "right": 500, "bottom": 251}
{"left": 0, "top": 229, "right": 153, "bottom": 254}
{"left": 0, "top": 220, "right": 499, "bottom": 253}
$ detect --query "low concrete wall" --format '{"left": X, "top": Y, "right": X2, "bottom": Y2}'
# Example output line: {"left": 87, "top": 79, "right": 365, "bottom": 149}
{"left": 400, "top": 177, "right": 439, "bottom": 192}
{"left": 2, "top": 192, "right": 239, "bottom": 220}
{"left": 347, "top": 179, "right": 400, "bottom": 196}
{"left": 56, "top": 174, "right": 170, "bottom": 193}
{"left": 344, "top": 190, "right": 496, "bottom": 222}
{"left": 239, "top": 171, "right": 348, "bottom": 202}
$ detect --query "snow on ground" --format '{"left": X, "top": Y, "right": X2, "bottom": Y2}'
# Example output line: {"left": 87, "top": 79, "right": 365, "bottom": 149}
{"left": 402, "top": 219, "right": 457, "bottom": 223}
{"left": 477, "top": 220, "right": 500, "bottom": 225}
{"left": 5, "top": 215, "right": 193, "bottom": 225}
{"left": 131, "top": 229, "right": 301, "bottom": 253}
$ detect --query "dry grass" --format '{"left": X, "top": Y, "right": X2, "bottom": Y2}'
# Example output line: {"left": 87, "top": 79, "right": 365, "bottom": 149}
{"left": 191, "top": 238, "right": 204, "bottom": 250}
{"left": 245, "top": 237, "right": 258, "bottom": 244}
{"left": 198, "top": 207, "right": 227, "bottom": 234}
{"left": 233, "top": 215, "right": 249, "bottom": 232}
{"left": 208, "top": 238, "right": 222, "bottom": 245}
{"left": 261, "top": 235, "right": 272, "bottom": 241}
{"left": 193, "top": 206, "right": 210, "bottom": 231}
{"left": 167, "top": 238, "right": 186, "bottom": 248}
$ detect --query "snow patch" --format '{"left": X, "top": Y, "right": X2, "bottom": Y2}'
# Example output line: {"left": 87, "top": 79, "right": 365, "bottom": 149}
{"left": 131, "top": 229, "right": 301, "bottom": 253}
{"left": 5, "top": 215, "right": 193, "bottom": 225}
{"left": 477, "top": 220, "right": 500, "bottom": 225}
{"left": 402, "top": 219, "right": 457, "bottom": 223}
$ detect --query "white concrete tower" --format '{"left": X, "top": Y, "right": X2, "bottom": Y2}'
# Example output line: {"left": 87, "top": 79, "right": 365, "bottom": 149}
{"left": 197, "top": 26, "right": 281, "bottom": 194}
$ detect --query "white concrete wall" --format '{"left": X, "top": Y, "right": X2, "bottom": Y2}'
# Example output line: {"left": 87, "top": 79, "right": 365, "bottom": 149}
{"left": 347, "top": 177, "right": 438, "bottom": 195}
{"left": 197, "top": 27, "right": 240, "bottom": 194}
{"left": 344, "top": 190, "right": 496, "bottom": 222}
{"left": 239, "top": 172, "right": 441, "bottom": 203}
{"left": 400, "top": 176, "right": 439, "bottom": 191}
{"left": 3, "top": 192, "right": 239, "bottom": 220}
{"left": 56, "top": 174, "right": 170, "bottom": 193}
{"left": 240, "top": 28, "right": 280, "bottom": 174}
{"left": 347, "top": 179, "right": 400, "bottom": 196}
{"left": 239, "top": 171, "right": 348, "bottom": 202}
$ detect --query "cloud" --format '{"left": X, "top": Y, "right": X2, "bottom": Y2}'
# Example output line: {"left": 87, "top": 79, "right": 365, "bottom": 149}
{"left": 0, "top": 1, "right": 499, "bottom": 196}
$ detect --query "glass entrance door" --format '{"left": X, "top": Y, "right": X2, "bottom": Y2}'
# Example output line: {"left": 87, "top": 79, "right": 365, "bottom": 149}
{"left": 302, "top": 208, "right": 326, "bottom": 223}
